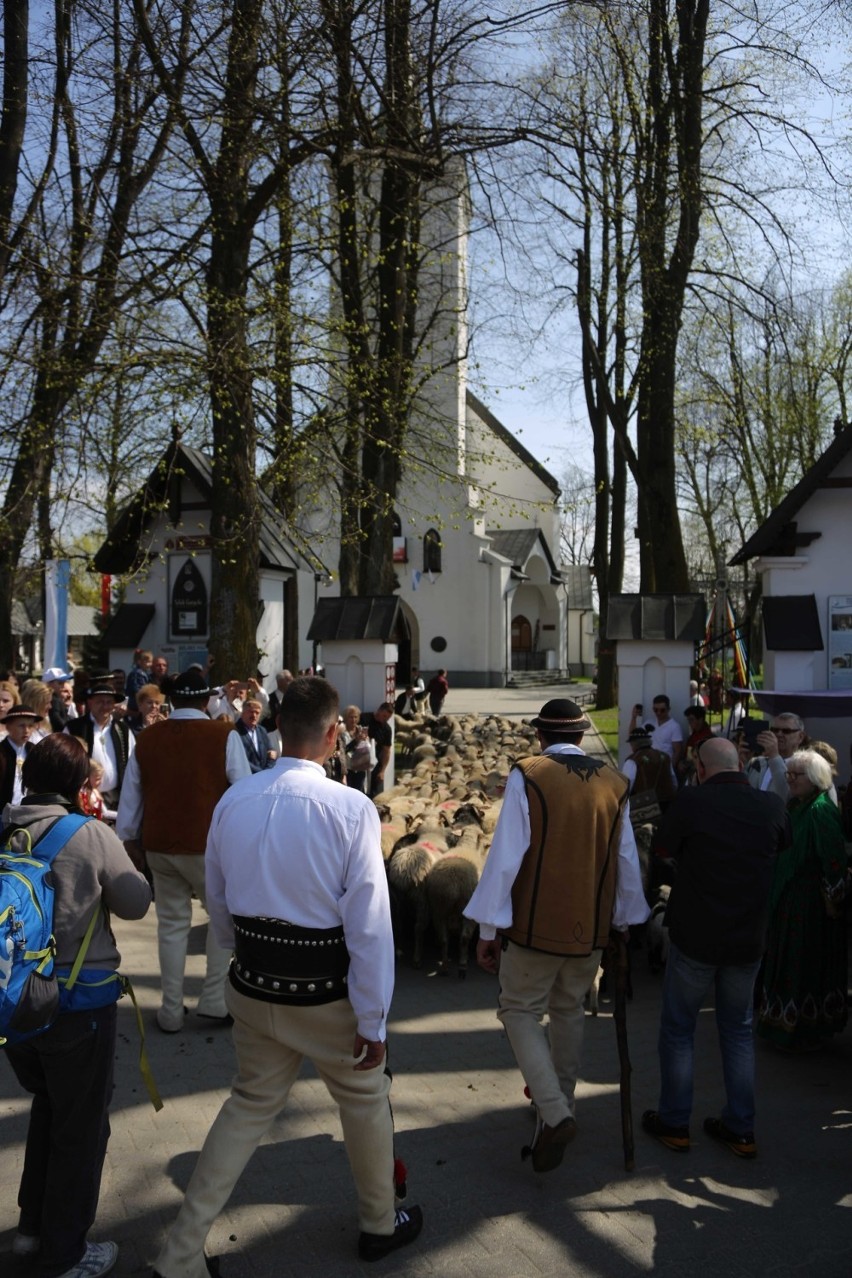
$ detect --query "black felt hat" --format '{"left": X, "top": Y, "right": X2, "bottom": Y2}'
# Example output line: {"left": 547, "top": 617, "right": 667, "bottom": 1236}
{"left": 529, "top": 698, "right": 592, "bottom": 734}
{"left": 627, "top": 727, "right": 653, "bottom": 744}
{"left": 3, "top": 705, "right": 42, "bottom": 724}
{"left": 166, "top": 669, "right": 220, "bottom": 700}
{"left": 84, "top": 680, "right": 125, "bottom": 704}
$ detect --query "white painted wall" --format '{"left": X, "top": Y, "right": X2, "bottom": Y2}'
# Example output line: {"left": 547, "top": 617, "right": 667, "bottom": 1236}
{"left": 108, "top": 478, "right": 298, "bottom": 689}
{"left": 616, "top": 640, "right": 695, "bottom": 764}
{"left": 754, "top": 446, "right": 852, "bottom": 780}
{"left": 321, "top": 641, "right": 398, "bottom": 790}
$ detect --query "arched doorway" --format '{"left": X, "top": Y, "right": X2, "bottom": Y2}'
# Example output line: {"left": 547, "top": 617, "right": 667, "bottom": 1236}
{"left": 396, "top": 598, "right": 420, "bottom": 683}
{"left": 512, "top": 614, "right": 532, "bottom": 656}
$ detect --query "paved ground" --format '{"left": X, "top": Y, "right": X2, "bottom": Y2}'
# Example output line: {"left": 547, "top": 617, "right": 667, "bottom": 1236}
{"left": 2, "top": 684, "right": 851, "bottom": 1277}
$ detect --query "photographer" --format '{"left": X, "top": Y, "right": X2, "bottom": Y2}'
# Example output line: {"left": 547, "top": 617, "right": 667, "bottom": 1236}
{"left": 340, "top": 704, "right": 375, "bottom": 794}
{"left": 125, "top": 683, "right": 167, "bottom": 736}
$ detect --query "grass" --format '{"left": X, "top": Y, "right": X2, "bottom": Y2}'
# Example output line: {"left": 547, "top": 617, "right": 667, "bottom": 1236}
{"left": 587, "top": 703, "right": 619, "bottom": 761}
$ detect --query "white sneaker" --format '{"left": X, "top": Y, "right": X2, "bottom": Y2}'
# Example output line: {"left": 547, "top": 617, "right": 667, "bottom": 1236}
{"left": 156, "top": 1007, "right": 186, "bottom": 1033}
{"left": 56, "top": 1240, "right": 119, "bottom": 1277}
{"left": 12, "top": 1232, "right": 40, "bottom": 1256}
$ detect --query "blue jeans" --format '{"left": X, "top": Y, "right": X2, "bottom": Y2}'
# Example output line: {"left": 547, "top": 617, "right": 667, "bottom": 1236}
{"left": 657, "top": 943, "right": 760, "bottom": 1134}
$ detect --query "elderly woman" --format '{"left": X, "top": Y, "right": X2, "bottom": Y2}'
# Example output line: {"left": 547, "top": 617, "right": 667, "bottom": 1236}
{"left": 757, "top": 749, "right": 848, "bottom": 1052}
{"left": 3, "top": 733, "right": 151, "bottom": 1277}
{"left": 125, "top": 682, "right": 166, "bottom": 736}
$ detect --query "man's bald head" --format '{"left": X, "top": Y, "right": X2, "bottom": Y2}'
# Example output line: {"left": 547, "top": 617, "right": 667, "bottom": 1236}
{"left": 696, "top": 736, "right": 740, "bottom": 779}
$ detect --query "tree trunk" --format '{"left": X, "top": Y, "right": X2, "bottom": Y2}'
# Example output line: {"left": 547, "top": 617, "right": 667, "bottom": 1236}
{"left": 0, "top": 0, "right": 29, "bottom": 290}
{"left": 206, "top": 0, "right": 264, "bottom": 679}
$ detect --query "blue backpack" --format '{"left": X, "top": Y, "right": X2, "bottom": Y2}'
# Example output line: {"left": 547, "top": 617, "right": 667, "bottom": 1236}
{"left": 0, "top": 813, "right": 95, "bottom": 1046}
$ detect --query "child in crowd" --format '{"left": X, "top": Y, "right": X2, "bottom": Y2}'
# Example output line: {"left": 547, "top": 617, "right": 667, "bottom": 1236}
{"left": 79, "top": 758, "right": 107, "bottom": 821}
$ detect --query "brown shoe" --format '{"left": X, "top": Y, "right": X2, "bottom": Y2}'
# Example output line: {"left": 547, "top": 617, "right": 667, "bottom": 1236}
{"left": 525, "top": 1115, "right": 577, "bottom": 1173}
{"left": 641, "top": 1109, "right": 690, "bottom": 1152}
{"left": 703, "top": 1117, "right": 757, "bottom": 1159}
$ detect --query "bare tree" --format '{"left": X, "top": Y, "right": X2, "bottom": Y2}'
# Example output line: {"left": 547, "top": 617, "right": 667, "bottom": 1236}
{"left": 0, "top": 0, "right": 179, "bottom": 668}
{"left": 131, "top": 0, "right": 326, "bottom": 676}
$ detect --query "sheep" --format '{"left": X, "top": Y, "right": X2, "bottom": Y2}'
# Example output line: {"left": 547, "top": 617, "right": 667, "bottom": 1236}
{"left": 386, "top": 841, "right": 443, "bottom": 967}
{"left": 632, "top": 822, "right": 656, "bottom": 899}
{"left": 424, "top": 854, "right": 480, "bottom": 978}
{"left": 380, "top": 818, "right": 410, "bottom": 861}
{"left": 447, "top": 823, "right": 486, "bottom": 870}
{"left": 585, "top": 963, "right": 604, "bottom": 1016}
{"left": 646, "top": 884, "right": 671, "bottom": 972}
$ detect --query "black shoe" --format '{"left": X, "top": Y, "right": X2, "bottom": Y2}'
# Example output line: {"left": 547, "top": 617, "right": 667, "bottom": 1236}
{"left": 641, "top": 1109, "right": 690, "bottom": 1152}
{"left": 703, "top": 1116, "right": 757, "bottom": 1159}
{"left": 358, "top": 1205, "right": 423, "bottom": 1262}
{"left": 524, "top": 1115, "right": 577, "bottom": 1173}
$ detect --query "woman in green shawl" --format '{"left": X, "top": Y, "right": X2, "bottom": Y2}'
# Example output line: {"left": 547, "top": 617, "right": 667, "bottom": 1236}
{"left": 757, "top": 749, "right": 848, "bottom": 1051}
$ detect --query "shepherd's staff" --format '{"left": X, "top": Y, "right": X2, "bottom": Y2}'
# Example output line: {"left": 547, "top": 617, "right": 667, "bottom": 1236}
{"left": 612, "top": 928, "right": 634, "bottom": 1171}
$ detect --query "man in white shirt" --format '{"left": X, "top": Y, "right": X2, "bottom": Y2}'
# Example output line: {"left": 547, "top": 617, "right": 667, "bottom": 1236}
{"left": 66, "top": 680, "right": 135, "bottom": 809}
{"left": 206, "top": 676, "right": 269, "bottom": 721}
{"left": 152, "top": 677, "right": 422, "bottom": 1278}
{"left": 646, "top": 695, "right": 684, "bottom": 769}
{"left": 465, "top": 698, "right": 649, "bottom": 1174}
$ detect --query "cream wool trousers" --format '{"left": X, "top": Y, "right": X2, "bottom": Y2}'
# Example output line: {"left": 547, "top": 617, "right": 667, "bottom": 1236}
{"left": 497, "top": 940, "right": 602, "bottom": 1128}
{"left": 146, "top": 850, "right": 231, "bottom": 1027}
{"left": 153, "top": 985, "right": 396, "bottom": 1278}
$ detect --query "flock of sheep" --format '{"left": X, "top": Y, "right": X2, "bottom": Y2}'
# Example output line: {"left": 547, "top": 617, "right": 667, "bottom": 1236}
{"left": 374, "top": 710, "right": 668, "bottom": 982}
{"left": 374, "top": 711, "right": 538, "bottom": 976}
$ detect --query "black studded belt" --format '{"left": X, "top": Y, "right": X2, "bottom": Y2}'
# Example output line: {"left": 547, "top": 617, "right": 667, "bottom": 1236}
{"left": 230, "top": 915, "right": 350, "bottom": 1006}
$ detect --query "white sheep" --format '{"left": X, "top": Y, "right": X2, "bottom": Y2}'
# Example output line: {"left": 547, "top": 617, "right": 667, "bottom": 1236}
{"left": 386, "top": 841, "right": 443, "bottom": 968}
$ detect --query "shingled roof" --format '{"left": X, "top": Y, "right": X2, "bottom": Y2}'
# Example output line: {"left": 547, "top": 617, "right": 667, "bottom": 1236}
{"left": 94, "top": 441, "right": 327, "bottom": 577}
{"left": 730, "top": 420, "right": 852, "bottom": 566}
{"left": 485, "top": 527, "right": 561, "bottom": 582}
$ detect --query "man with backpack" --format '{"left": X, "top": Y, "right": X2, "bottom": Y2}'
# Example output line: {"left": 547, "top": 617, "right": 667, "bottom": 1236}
{"left": 2, "top": 733, "right": 151, "bottom": 1278}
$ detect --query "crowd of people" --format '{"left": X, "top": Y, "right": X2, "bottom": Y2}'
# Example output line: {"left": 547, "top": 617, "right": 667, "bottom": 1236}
{"left": 0, "top": 663, "right": 848, "bottom": 1278}
{"left": 620, "top": 688, "right": 850, "bottom": 1166}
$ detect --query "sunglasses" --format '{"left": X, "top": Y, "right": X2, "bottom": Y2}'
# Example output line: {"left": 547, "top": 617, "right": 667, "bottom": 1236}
{"left": 786, "top": 769, "right": 806, "bottom": 778}
{"left": 771, "top": 726, "right": 801, "bottom": 735}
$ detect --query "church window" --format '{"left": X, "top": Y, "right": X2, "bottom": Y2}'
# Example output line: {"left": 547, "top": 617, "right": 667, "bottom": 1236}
{"left": 424, "top": 529, "right": 442, "bottom": 573}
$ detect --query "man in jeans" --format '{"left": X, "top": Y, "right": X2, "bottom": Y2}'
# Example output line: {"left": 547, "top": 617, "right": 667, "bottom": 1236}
{"left": 643, "top": 737, "right": 790, "bottom": 1159}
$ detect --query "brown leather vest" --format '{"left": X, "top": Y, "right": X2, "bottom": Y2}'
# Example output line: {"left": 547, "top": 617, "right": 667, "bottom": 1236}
{"left": 631, "top": 747, "right": 676, "bottom": 802}
{"left": 503, "top": 754, "right": 629, "bottom": 956}
{"left": 135, "top": 718, "right": 234, "bottom": 854}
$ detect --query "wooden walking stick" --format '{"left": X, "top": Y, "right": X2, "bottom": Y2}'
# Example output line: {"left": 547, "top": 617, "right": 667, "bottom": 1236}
{"left": 613, "top": 929, "right": 635, "bottom": 1171}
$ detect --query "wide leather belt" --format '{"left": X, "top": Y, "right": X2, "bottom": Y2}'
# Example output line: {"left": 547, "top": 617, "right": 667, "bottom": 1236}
{"left": 230, "top": 915, "right": 350, "bottom": 1006}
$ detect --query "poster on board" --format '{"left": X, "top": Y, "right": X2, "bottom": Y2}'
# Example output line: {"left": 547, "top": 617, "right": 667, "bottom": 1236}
{"left": 828, "top": 596, "right": 852, "bottom": 688}
{"left": 168, "top": 553, "right": 211, "bottom": 641}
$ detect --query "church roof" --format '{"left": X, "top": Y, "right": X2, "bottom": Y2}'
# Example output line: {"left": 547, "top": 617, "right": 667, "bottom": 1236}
{"left": 730, "top": 420, "right": 852, "bottom": 565}
{"left": 94, "top": 441, "right": 327, "bottom": 576}
{"left": 485, "top": 527, "right": 561, "bottom": 583}
{"left": 466, "top": 391, "right": 561, "bottom": 498}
